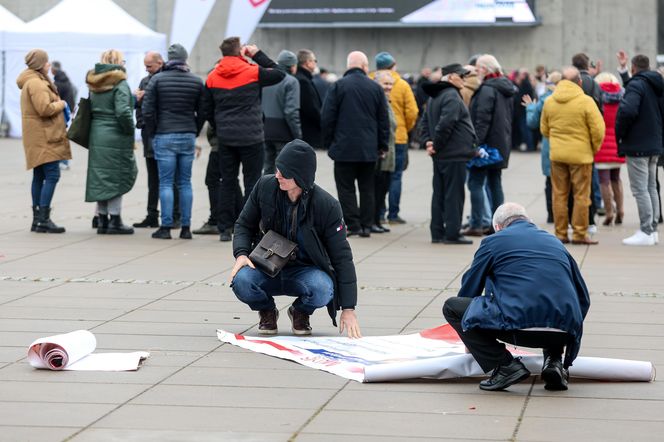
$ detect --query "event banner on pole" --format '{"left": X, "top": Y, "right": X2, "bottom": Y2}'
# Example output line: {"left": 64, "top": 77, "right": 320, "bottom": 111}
{"left": 225, "top": 0, "right": 272, "bottom": 43}
{"left": 217, "top": 324, "right": 655, "bottom": 383}
{"left": 170, "top": 0, "right": 217, "bottom": 54}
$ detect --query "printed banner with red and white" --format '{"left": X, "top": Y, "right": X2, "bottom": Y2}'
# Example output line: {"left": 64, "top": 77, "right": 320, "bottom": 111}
{"left": 217, "top": 324, "right": 655, "bottom": 383}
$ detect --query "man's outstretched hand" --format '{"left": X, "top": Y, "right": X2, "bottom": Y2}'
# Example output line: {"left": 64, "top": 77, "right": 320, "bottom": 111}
{"left": 339, "top": 309, "right": 362, "bottom": 339}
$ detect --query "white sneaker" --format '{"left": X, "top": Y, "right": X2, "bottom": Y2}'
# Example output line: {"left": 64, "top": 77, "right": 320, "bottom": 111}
{"left": 587, "top": 224, "right": 597, "bottom": 236}
{"left": 622, "top": 230, "right": 655, "bottom": 246}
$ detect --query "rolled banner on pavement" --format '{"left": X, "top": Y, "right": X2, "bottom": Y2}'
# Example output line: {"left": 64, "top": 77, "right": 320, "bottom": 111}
{"left": 27, "top": 330, "right": 149, "bottom": 371}
{"left": 28, "top": 330, "right": 96, "bottom": 370}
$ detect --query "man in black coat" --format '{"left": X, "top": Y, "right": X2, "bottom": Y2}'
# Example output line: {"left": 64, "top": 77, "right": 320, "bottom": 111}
{"left": 51, "top": 61, "right": 77, "bottom": 171}
{"left": 464, "top": 54, "right": 516, "bottom": 237}
{"left": 321, "top": 51, "right": 390, "bottom": 237}
{"left": 615, "top": 54, "right": 664, "bottom": 246}
{"left": 51, "top": 61, "right": 76, "bottom": 110}
{"left": 420, "top": 64, "right": 478, "bottom": 244}
{"left": 142, "top": 44, "right": 207, "bottom": 240}
{"left": 230, "top": 140, "right": 361, "bottom": 338}
{"left": 132, "top": 51, "right": 174, "bottom": 229}
{"left": 206, "top": 37, "right": 285, "bottom": 241}
{"left": 295, "top": 49, "right": 322, "bottom": 149}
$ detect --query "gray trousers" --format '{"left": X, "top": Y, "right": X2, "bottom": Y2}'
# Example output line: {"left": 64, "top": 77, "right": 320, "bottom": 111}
{"left": 626, "top": 156, "right": 660, "bottom": 234}
{"left": 96, "top": 196, "right": 123, "bottom": 216}
{"left": 263, "top": 141, "right": 287, "bottom": 175}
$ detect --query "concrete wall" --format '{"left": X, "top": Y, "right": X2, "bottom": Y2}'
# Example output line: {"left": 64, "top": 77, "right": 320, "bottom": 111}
{"left": 2, "top": 0, "right": 657, "bottom": 77}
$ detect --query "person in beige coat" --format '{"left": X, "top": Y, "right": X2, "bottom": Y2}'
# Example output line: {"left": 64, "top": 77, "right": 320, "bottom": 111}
{"left": 17, "top": 49, "right": 71, "bottom": 233}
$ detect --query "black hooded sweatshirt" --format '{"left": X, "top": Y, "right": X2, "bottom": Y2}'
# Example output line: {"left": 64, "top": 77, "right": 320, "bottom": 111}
{"left": 233, "top": 139, "right": 358, "bottom": 324}
{"left": 469, "top": 76, "right": 517, "bottom": 169}
{"left": 615, "top": 70, "right": 664, "bottom": 157}
{"left": 419, "top": 81, "right": 477, "bottom": 162}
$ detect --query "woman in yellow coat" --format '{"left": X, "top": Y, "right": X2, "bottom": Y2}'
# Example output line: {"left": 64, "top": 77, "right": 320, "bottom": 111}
{"left": 16, "top": 49, "right": 71, "bottom": 233}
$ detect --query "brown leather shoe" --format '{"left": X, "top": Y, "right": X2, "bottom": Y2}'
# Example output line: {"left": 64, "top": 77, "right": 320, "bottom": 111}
{"left": 288, "top": 305, "right": 312, "bottom": 335}
{"left": 571, "top": 237, "right": 599, "bottom": 245}
{"left": 461, "top": 227, "right": 485, "bottom": 237}
{"left": 258, "top": 309, "right": 279, "bottom": 335}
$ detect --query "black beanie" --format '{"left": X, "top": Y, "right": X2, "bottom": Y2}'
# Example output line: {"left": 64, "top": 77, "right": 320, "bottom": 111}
{"left": 275, "top": 139, "right": 317, "bottom": 190}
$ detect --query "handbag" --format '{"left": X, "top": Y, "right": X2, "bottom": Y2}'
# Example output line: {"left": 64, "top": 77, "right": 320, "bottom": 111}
{"left": 67, "top": 96, "right": 92, "bottom": 149}
{"left": 249, "top": 230, "right": 298, "bottom": 278}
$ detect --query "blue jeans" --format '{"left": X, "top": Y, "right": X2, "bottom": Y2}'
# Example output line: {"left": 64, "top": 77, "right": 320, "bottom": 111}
{"left": 592, "top": 164, "right": 602, "bottom": 209}
{"left": 31, "top": 161, "right": 60, "bottom": 207}
{"left": 387, "top": 143, "right": 408, "bottom": 219}
{"left": 153, "top": 133, "right": 195, "bottom": 227}
{"left": 467, "top": 168, "right": 504, "bottom": 228}
{"left": 232, "top": 265, "right": 334, "bottom": 315}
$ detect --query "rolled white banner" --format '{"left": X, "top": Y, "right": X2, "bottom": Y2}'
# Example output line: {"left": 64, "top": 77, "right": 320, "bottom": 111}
{"left": 27, "top": 330, "right": 149, "bottom": 371}
{"left": 28, "top": 330, "right": 96, "bottom": 370}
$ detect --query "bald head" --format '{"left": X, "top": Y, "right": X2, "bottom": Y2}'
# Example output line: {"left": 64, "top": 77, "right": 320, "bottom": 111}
{"left": 492, "top": 202, "right": 530, "bottom": 231}
{"left": 562, "top": 66, "right": 581, "bottom": 85}
{"left": 347, "top": 51, "right": 369, "bottom": 73}
{"left": 144, "top": 51, "right": 164, "bottom": 74}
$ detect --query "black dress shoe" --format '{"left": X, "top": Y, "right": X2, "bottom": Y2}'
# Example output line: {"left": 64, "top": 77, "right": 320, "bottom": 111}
{"left": 541, "top": 356, "right": 568, "bottom": 391}
{"left": 479, "top": 357, "right": 531, "bottom": 391}
{"left": 370, "top": 224, "right": 386, "bottom": 234}
{"left": 359, "top": 227, "right": 371, "bottom": 238}
{"left": 443, "top": 236, "right": 473, "bottom": 245}
{"left": 133, "top": 215, "right": 159, "bottom": 228}
{"left": 431, "top": 238, "right": 444, "bottom": 243}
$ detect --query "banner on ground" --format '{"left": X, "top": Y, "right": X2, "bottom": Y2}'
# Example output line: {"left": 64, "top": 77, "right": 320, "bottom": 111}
{"left": 28, "top": 330, "right": 149, "bottom": 371}
{"left": 217, "top": 324, "right": 655, "bottom": 383}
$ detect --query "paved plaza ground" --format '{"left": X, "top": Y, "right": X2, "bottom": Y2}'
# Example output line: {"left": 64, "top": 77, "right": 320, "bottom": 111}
{"left": 1, "top": 137, "right": 663, "bottom": 441}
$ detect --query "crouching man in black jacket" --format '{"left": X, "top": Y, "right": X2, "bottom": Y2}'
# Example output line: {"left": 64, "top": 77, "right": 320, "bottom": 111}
{"left": 230, "top": 140, "right": 362, "bottom": 338}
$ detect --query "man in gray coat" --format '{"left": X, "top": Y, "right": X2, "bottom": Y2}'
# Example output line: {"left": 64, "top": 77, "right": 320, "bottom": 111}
{"left": 262, "top": 50, "right": 302, "bottom": 174}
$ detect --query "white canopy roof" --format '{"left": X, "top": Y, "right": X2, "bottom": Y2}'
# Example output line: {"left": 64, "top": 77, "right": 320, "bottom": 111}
{"left": 0, "top": 5, "right": 24, "bottom": 32}
{"left": 2, "top": 0, "right": 167, "bottom": 138}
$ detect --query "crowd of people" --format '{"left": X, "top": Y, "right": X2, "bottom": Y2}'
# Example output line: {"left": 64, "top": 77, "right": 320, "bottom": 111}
{"left": 18, "top": 38, "right": 664, "bottom": 392}
{"left": 16, "top": 42, "right": 664, "bottom": 245}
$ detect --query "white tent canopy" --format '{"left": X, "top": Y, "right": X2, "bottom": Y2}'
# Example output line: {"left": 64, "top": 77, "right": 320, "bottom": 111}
{"left": 3, "top": 0, "right": 167, "bottom": 138}
{"left": 0, "top": 5, "right": 25, "bottom": 134}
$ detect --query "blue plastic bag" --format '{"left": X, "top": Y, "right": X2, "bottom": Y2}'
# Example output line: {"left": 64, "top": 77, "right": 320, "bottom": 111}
{"left": 467, "top": 145, "right": 503, "bottom": 169}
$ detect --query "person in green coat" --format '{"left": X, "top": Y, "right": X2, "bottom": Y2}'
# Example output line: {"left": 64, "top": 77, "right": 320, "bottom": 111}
{"left": 85, "top": 49, "right": 137, "bottom": 234}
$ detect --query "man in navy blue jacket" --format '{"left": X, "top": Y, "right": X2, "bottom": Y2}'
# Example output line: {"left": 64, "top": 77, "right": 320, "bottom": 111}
{"left": 443, "top": 202, "right": 590, "bottom": 391}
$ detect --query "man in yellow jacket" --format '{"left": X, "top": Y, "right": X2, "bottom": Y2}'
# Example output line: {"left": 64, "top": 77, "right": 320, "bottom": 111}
{"left": 372, "top": 52, "right": 419, "bottom": 224}
{"left": 541, "top": 66, "right": 605, "bottom": 244}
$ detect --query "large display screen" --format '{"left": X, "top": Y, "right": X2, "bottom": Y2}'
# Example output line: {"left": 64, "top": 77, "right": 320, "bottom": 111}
{"left": 258, "top": 0, "right": 539, "bottom": 28}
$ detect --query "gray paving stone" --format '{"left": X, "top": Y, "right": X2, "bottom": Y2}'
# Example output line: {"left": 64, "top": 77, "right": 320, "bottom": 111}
{"left": 91, "top": 404, "right": 312, "bottom": 433}
{"left": 70, "top": 429, "right": 293, "bottom": 442}
{"left": 1, "top": 138, "right": 663, "bottom": 441}
{"left": 516, "top": 417, "right": 664, "bottom": 441}
{"left": 302, "top": 409, "right": 518, "bottom": 439}
{"left": 0, "top": 427, "right": 78, "bottom": 442}
{"left": 0, "top": 380, "right": 150, "bottom": 404}
{"left": 132, "top": 384, "right": 335, "bottom": 409}
{"left": 0, "top": 402, "right": 116, "bottom": 427}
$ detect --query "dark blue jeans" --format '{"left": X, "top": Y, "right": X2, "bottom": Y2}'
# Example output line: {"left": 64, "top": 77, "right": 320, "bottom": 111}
{"left": 232, "top": 265, "right": 334, "bottom": 315}
{"left": 387, "top": 143, "right": 408, "bottom": 220}
{"left": 31, "top": 161, "right": 61, "bottom": 207}
{"left": 154, "top": 133, "right": 195, "bottom": 227}
{"left": 467, "top": 168, "right": 504, "bottom": 228}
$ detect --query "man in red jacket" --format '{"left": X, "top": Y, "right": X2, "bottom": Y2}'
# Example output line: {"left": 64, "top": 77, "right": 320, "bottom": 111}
{"left": 206, "top": 37, "right": 285, "bottom": 241}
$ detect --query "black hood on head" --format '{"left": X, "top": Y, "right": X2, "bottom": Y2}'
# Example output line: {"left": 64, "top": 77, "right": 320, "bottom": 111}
{"left": 484, "top": 76, "right": 518, "bottom": 97}
{"left": 634, "top": 70, "right": 664, "bottom": 96}
{"left": 422, "top": 80, "right": 457, "bottom": 98}
{"left": 275, "top": 139, "right": 317, "bottom": 191}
